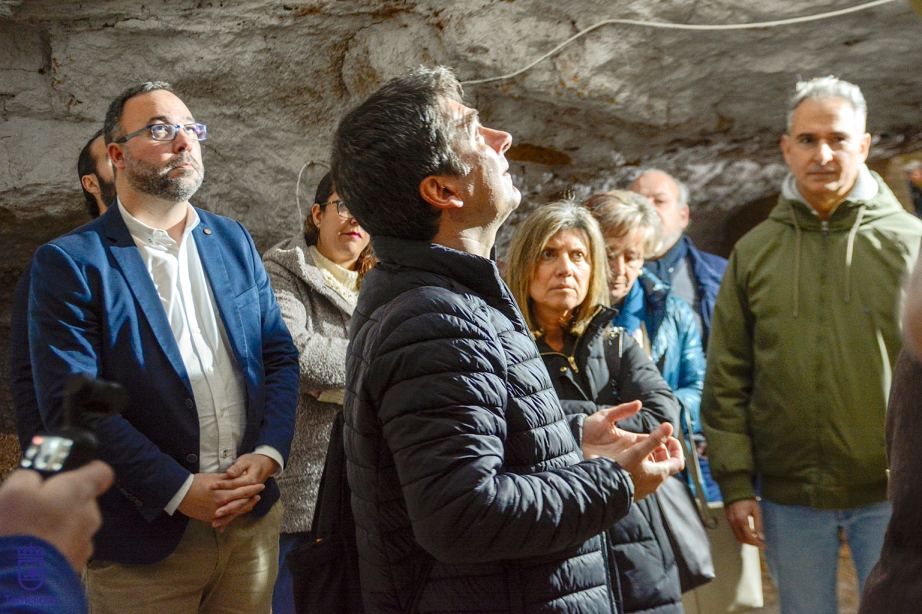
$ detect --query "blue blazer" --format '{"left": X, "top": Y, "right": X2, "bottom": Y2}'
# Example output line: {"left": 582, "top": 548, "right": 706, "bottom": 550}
{"left": 28, "top": 206, "right": 299, "bottom": 565}
{"left": 684, "top": 238, "right": 727, "bottom": 349}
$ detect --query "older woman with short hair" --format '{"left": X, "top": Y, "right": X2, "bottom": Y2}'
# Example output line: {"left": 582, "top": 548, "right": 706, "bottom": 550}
{"left": 505, "top": 201, "right": 683, "bottom": 613}
{"left": 584, "top": 190, "right": 718, "bottom": 507}
{"left": 584, "top": 190, "right": 706, "bottom": 434}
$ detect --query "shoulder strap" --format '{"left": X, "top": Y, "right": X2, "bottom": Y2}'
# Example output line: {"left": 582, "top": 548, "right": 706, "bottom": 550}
{"left": 677, "top": 406, "right": 719, "bottom": 529}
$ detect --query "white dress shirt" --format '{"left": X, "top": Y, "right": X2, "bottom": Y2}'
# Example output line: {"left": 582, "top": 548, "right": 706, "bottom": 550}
{"left": 118, "top": 200, "right": 282, "bottom": 514}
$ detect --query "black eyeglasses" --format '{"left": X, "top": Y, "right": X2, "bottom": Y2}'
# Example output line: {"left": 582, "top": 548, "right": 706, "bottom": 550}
{"left": 114, "top": 123, "right": 208, "bottom": 144}
{"left": 325, "top": 199, "right": 353, "bottom": 219}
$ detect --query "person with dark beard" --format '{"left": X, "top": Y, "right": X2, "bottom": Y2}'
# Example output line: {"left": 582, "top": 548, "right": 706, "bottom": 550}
{"left": 9, "top": 128, "right": 117, "bottom": 451}
{"left": 27, "top": 81, "right": 299, "bottom": 613}
{"left": 77, "top": 128, "right": 116, "bottom": 217}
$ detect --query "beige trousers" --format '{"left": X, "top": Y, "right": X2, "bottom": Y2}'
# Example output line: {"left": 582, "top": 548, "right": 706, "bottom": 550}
{"left": 85, "top": 503, "right": 281, "bottom": 614}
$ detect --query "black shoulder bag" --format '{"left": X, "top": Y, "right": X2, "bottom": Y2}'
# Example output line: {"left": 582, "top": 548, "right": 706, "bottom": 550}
{"left": 654, "top": 404, "right": 718, "bottom": 592}
{"left": 288, "top": 410, "right": 365, "bottom": 613}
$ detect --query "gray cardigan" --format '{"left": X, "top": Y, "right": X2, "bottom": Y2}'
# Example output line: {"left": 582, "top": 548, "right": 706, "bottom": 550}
{"left": 263, "top": 233, "right": 355, "bottom": 533}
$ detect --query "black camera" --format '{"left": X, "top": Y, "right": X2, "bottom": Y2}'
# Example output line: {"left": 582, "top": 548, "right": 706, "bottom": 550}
{"left": 20, "top": 374, "right": 127, "bottom": 477}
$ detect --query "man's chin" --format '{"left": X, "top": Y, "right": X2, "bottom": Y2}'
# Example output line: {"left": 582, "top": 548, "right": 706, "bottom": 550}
{"left": 508, "top": 186, "right": 522, "bottom": 210}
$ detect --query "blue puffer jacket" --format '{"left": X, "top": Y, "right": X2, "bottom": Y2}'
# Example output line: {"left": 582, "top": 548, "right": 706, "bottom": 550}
{"left": 345, "top": 236, "right": 636, "bottom": 613}
{"left": 617, "top": 272, "right": 706, "bottom": 433}
{"left": 644, "top": 236, "right": 727, "bottom": 349}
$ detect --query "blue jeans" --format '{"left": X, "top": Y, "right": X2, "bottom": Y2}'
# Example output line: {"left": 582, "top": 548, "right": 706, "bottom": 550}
{"left": 272, "top": 532, "right": 306, "bottom": 614}
{"left": 761, "top": 499, "right": 891, "bottom": 614}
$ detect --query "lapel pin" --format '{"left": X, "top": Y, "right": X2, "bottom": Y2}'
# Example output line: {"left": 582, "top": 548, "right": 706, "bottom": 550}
{"left": 203, "top": 227, "right": 212, "bottom": 235}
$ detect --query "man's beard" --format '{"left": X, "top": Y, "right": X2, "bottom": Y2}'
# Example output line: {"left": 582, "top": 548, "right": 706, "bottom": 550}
{"left": 98, "top": 178, "right": 117, "bottom": 210}
{"left": 124, "top": 152, "right": 204, "bottom": 202}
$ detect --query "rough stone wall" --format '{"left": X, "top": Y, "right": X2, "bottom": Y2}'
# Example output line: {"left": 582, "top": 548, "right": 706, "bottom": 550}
{"left": 1, "top": 0, "right": 921, "bottom": 432}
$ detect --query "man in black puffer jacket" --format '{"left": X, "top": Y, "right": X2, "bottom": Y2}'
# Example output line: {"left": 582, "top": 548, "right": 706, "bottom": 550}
{"left": 330, "top": 66, "right": 685, "bottom": 613}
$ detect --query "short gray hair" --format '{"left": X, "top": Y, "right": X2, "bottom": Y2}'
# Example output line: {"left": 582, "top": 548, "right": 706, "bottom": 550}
{"left": 786, "top": 76, "right": 867, "bottom": 134}
{"left": 582, "top": 190, "right": 662, "bottom": 258}
{"left": 633, "top": 168, "right": 689, "bottom": 207}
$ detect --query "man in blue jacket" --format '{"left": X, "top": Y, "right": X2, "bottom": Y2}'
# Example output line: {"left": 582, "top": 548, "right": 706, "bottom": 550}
{"left": 28, "top": 82, "right": 299, "bottom": 612}
{"left": 630, "top": 169, "right": 727, "bottom": 347}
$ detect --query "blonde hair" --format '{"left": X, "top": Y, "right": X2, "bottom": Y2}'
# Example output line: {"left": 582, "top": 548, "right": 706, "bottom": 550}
{"left": 505, "top": 200, "right": 610, "bottom": 336}
{"left": 582, "top": 190, "right": 661, "bottom": 257}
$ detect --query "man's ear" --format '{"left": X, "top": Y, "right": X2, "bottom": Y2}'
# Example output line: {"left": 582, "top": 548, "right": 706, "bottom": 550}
{"left": 107, "top": 143, "right": 126, "bottom": 170}
{"left": 779, "top": 133, "right": 792, "bottom": 168}
{"left": 858, "top": 132, "right": 871, "bottom": 161}
{"left": 81, "top": 174, "right": 100, "bottom": 197}
{"left": 678, "top": 203, "right": 690, "bottom": 230}
{"left": 419, "top": 176, "right": 464, "bottom": 211}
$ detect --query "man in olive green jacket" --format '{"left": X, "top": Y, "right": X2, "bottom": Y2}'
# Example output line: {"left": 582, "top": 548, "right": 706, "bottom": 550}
{"left": 702, "top": 76, "right": 922, "bottom": 614}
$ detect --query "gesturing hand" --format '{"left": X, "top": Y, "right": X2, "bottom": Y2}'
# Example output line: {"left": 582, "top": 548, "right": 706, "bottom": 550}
{"left": 582, "top": 401, "right": 685, "bottom": 501}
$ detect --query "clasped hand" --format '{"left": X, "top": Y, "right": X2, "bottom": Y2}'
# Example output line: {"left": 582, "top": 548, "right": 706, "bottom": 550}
{"left": 178, "top": 453, "right": 278, "bottom": 531}
{"left": 582, "top": 400, "right": 685, "bottom": 501}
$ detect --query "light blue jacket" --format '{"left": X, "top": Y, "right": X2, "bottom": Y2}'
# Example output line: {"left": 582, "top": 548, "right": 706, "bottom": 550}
{"left": 615, "top": 271, "right": 706, "bottom": 432}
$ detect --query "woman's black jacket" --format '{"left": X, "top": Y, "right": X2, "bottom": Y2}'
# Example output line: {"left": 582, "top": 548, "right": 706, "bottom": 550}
{"left": 537, "top": 306, "right": 684, "bottom": 614}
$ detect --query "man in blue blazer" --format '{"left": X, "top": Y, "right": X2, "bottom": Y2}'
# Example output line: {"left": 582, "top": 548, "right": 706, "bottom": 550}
{"left": 28, "top": 82, "right": 299, "bottom": 612}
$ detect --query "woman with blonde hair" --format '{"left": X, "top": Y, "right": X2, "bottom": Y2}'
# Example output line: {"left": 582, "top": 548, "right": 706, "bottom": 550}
{"left": 505, "top": 200, "right": 683, "bottom": 613}
{"left": 263, "top": 172, "right": 372, "bottom": 614}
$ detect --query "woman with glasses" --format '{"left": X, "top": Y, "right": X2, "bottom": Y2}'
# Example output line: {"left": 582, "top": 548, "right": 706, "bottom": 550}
{"left": 262, "top": 172, "right": 372, "bottom": 614}
{"left": 505, "top": 201, "right": 683, "bottom": 613}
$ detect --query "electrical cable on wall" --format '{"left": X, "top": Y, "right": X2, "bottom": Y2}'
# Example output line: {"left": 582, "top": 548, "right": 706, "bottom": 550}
{"left": 294, "top": 160, "right": 329, "bottom": 230}
{"left": 293, "top": 0, "right": 900, "bottom": 214}
{"left": 461, "top": 0, "right": 899, "bottom": 86}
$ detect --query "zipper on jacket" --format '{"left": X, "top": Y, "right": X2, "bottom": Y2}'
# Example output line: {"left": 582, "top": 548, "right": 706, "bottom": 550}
{"left": 537, "top": 308, "right": 620, "bottom": 388}
{"left": 539, "top": 350, "right": 580, "bottom": 373}
{"left": 821, "top": 220, "right": 829, "bottom": 238}
{"left": 606, "top": 327, "right": 624, "bottom": 358}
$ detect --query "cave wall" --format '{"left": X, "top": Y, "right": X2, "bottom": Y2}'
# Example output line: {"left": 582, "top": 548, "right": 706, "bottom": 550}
{"left": 1, "top": 0, "right": 922, "bottom": 432}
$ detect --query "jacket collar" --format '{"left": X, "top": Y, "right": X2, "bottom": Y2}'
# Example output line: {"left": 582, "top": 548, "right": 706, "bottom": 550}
{"left": 372, "top": 236, "right": 506, "bottom": 299}
{"left": 370, "top": 235, "right": 524, "bottom": 330}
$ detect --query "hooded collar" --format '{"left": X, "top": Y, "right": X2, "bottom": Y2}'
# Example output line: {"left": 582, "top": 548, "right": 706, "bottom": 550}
{"left": 780, "top": 164, "right": 877, "bottom": 219}
{"left": 771, "top": 167, "right": 902, "bottom": 318}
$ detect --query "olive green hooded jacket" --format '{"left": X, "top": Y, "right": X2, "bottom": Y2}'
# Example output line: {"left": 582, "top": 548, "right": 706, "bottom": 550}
{"left": 702, "top": 170, "right": 922, "bottom": 508}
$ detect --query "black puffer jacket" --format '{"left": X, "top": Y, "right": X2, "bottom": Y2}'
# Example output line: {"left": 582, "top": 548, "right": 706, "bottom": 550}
{"left": 538, "top": 307, "right": 683, "bottom": 614}
{"left": 344, "top": 237, "right": 637, "bottom": 613}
